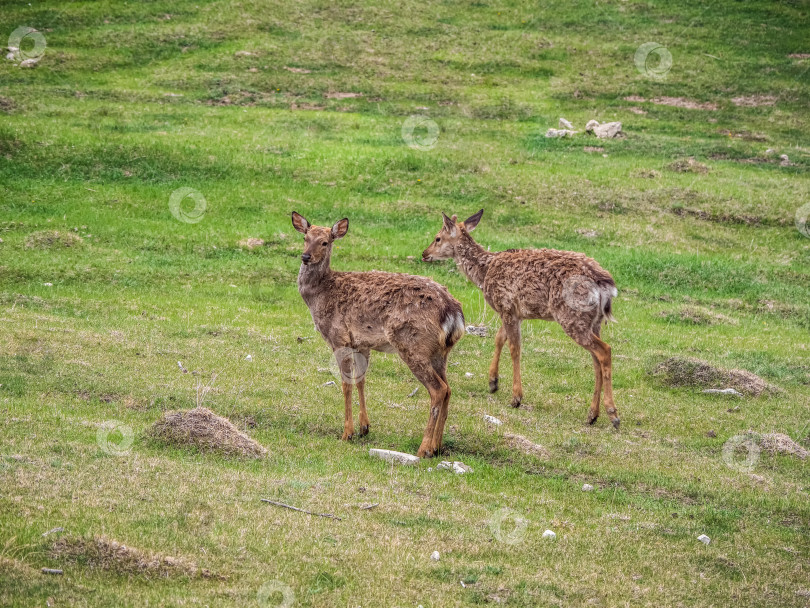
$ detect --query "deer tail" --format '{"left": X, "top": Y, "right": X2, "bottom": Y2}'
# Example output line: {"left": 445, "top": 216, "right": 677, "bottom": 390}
{"left": 439, "top": 302, "right": 466, "bottom": 348}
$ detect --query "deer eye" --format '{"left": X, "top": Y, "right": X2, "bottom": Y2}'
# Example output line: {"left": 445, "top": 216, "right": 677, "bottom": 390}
{"left": 435, "top": 237, "right": 441, "bottom": 242}
{"left": 322, "top": 241, "right": 328, "bottom": 246}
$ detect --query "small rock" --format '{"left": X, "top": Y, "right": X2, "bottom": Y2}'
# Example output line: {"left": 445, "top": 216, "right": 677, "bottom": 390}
{"left": 465, "top": 372, "right": 473, "bottom": 378}
{"left": 430, "top": 550, "right": 440, "bottom": 561}
{"left": 238, "top": 237, "right": 265, "bottom": 250}
{"left": 369, "top": 449, "right": 420, "bottom": 466}
{"left": 43, "top": 282, "right": 53, "bottom": 287}
{"left": 545, "top": 128, "right": 578, "bottom": 138}
{"left": 5, "top": 52, "right": 14, "bottom": 61}
{"left": 697, "top": 534, "right": 711, "bottom": 545}
{"left": 19, "top": 58, "right": 39, "bottom": 68}
{"left": 437, "top": 461, "right": 473, "bottom": 474}
{"left": 559, "top": 117, "right": 574, "bottom": 129}
{"left": 765, "top": 148, "right": 775, "bottom": 155}
{"left": 234, "top": 50, "right": 256, "bottom": 56}
{"left": 586, "top": 120, "right": 623, "bottom": 138}
{"left": 483, "top": 415, "right": 503, "bottom": 426}
{"left": 42, "top": 527, "right": 64, "bottom": 537}
{"left": 542, "top": 530, "right": 556, "bottom": 540}
{"left": 41, "top": 568, "right": 63, "bottom": 575}
{"left": 323, "top": 380, "right": 336, "bottom": 386}
{"left": 582, "top": 483, "right": 594, "bottom": 491}
{"left": 706, "top": 430, "right": 717, "bottom": 438}
{"left": 702, "top": 388, "right": 743, "bottom": 396}
{"left": 727, "top": 406, "right": 740, "bottom": 412}
{"left": 779, "top": 154, "right": 791, "bottom": 167}
{"left": 245, "top": 354, "right": 253, "bottom": 361}
{"left": 465, "top": 325, "right": 488, "bottom": 337}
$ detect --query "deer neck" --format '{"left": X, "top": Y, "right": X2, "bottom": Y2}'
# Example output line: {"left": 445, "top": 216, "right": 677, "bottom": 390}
{"left": 297, "top": 259, "right": 333, "bottom": 304}
{"left": 454, "top": 233, "right": 493, "bottom": 289}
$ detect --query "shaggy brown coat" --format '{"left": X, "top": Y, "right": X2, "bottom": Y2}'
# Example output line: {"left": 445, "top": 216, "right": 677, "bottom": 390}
{"left": 422, "top": 210, "right": 620, "bottom": 428}
{"left": 292, "top": 212, "right": 465, "bottom": 457}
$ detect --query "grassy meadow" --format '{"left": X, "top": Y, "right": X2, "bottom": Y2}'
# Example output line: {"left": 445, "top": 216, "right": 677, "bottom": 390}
{"left": 1, "top": 0, "right": 809, "bottom": 606}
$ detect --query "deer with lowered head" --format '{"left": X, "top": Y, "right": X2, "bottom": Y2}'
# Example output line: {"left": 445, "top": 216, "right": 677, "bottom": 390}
{"left": 292, "top": 211, "right": 466, "bottom": 457}
{"left": 422, "top": 210, "right": 620, "bottom": 428}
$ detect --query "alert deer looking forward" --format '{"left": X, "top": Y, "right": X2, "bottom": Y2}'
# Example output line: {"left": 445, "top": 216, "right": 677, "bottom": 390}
{"left": 292, "top": 212, "right": 465, "bottom": 457}
{"left": 423, "top": 210, "right": 620, "bottom": 428}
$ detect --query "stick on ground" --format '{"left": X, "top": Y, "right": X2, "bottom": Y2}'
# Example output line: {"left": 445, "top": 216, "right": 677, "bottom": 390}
{"left": 260, "top": 499, "right": 342, "bottom": 521}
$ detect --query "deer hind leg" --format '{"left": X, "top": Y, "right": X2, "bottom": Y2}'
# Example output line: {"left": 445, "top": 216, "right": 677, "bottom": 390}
{"left": 396, "top": 346, "right": 448, "bottom": 458}
{"left": 356, "top": 349, "right": 371, "bottom": 437}
{"left": 501, "top": 315, "right": 523, "bottom": 407}
{"left": 488, "top": 325, "right": 507, "bottom": 393}
{"left": 566, "top": 324, "right": 619, "bottom": 429}
{"left": 340, "top": 378, "right": 354, "bottom": 440}
{"left": 430, "top": 355, "right": 452, "bottom": 452}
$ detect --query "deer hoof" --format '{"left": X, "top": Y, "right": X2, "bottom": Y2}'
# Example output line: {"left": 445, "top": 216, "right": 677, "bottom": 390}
{"left": 357, "top": 424, "right": 369, "bottom": 437}
{"left": 510, "top": 396, "right": 521, "bottom": 408}
{"left": 489, "top": 378, "right": 499, "bottom": 393}
{"left": 611, "top": 418, "right": 621, "bottom": 430}
{"left": 341, "top": 432, "right": 354, "bottom": 441}
{"left": 587, "top": 415, "right": 598, "bottom": 425}
{"left": 417, "top": 445, "right": 436, "bottom": 459}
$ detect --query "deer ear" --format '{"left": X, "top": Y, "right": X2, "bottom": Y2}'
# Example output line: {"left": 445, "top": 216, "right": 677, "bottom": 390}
{"left": 463, "top": 209, "right": 484, "bottom": 232}
{"left": 441, "top": 212, "right": 457, "bottom": 236}
{"left": 331, "top": 218, "right": 349, "bottom": 240}
{"left": 292, "top": 211, "right": 310, "bottom": 234}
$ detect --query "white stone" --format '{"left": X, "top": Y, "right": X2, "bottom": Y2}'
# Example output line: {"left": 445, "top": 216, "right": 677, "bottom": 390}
{"left": 582, "top": 483, "right": 594, "bottom": 491}
{"left": 245, "top": 354, "right": 253, "bottom": 361}
{"left": 369, "top": 449, "right": 420, "bottom": 466}
{"left": 437, "top": 461, "right": 472, "bottom": 474}
{"left": 483, "top": 415, "right": 503, "bottom": 426}
{"left": 587, "top": 120, "right": 622, "bottom": 138}
{"left": 559, "top": 117, "right": 574, "bottom": 129}
{"left": 323, "top": 380, "right": 336, "bottom": 386}
{"left": 43, "top": 282, "right": 53, "bottom": 287}
{"left": 19, "top": 58, "right": 39, "bottom": 68}
{"left": 542, "top": 530, "right": 556, "bottom": 540}
{"left": 697, "top": 534, "right": 711, "bottom": 545}
{"left": 430, "top": 551, "right": 440, "bottom": 561}
{"left": 465, "top": 372, "right": 473, "bottom": 378}
{"left": 465, "top": 325, "right": 488, "bottom": 337}
{"left": 545, "top": 128, "right": 577, "bottom": 138}
{"left": 585, "top": 119, "right": 600, "bottom": 131}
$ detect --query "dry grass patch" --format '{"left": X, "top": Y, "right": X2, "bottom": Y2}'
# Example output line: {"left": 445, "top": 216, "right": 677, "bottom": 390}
{"left": 667, "top": 158, "right": 709, "bottom": 174}
{"left": 652, "top": 356, "right": 778, "bottom": 396}
{"left": 746, "top": 431, "right": 809, "bottom": 459}
{"left": 660, "top": 306, "right": 738, "bottom": 326}
{"left": 146, "top": 406, "right": 268, "bottom": 458}
{"left": 51, "top": 536, "right": 222, "bottom": 579}
{"left": 24, "top": 230, "right": 84, "bottom": 249}
{"left": 504, "top": 433, "right": 550, "bottom": 458}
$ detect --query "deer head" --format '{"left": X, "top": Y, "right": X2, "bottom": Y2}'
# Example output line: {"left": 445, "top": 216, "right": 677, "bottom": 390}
{"left": 422, "top": 209, "right": 483, "bottom": 262}
{"left": 291, "top": 212, "right": 349, "bottom": 267}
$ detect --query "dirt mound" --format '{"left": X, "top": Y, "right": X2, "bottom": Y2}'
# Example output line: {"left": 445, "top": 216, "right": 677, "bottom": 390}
{"left": 51, "top": 536, "right": 221, "bottom": 579}
{"left": 652, "top": 357, "right": 777, "bottom": 396}
{"left": 505, "top": 433, "right": 550, "bottom": 458}
{"left": 238, "top": 237, "right": 265, "bottom": 250}
{"left": 746, "top": 431, "right": 808, "bottom": 459}
{"left": 25, "top": 230, "right": 84, "bottom": 249}
{"left": 667, "top": 158, "right": 709, "bottom": 174}
{"left": 146, "top": 407, "right": 267, "bottom": 458}
{"left": 660, "top": 306, "right": 737, "bottom": 326}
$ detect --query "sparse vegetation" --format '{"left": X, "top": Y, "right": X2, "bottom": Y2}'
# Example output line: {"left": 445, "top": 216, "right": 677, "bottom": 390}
{"left": 1, "top": 0, "right": 809, "bottom": 607}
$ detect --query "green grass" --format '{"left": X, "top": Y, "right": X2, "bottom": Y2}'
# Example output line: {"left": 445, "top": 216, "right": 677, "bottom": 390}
{"left": 1, "top": 0, "right": 809, "bottom": 606}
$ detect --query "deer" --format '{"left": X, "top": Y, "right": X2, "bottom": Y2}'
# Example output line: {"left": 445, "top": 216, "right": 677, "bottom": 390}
{"left": 422, "top": 209, "right": 620, "bottom": 429}
{"left": 291, "top": 211, "right": 466, "bottom": 457}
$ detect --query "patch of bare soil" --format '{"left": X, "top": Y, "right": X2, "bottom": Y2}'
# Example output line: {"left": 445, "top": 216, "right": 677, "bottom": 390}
{"left": 652, "top": 356, "right": 778, "bottom": 396}
{"left": 623, "top": 96, "right": 718, "bottom": 110}
{"left": 631, "top": 168, "right": 661, "bottom": 179}
{"left": 24, "top": 230, "right": 84, "bottom": 249}
{"left": 745, "top": 431, "right": 808, "bottom": 459}
{"left": 146, "top": 407, "right": 267, "bottom": 458}
{"left": 291, "top": 102, "right": 326, "bottom": 111}
{"left": 51, "top": 536, "right": 223, "bottom": 579}
{"left": 504, "top": 433, "right": 550, "bottom": 459}
{"left": 666, "top": 157, "right": 709, "bottom": 173}
{"left": 283, "top": 66, "right": 311, "bottom": 73}
{"left": 731, "top": 95, "right": 777, "bottom": 107}
{"left": 788, "top": 53, "right": 810, "bottom": 59}
{"left": 0, "top": 96, "right": 14, "bottom": 112}
{"left": 238, "top": 237, "right": 265, "bottom": 250}
{"left": 671, "top": 206, "right": 763, "bottom": 226}
{"left": 325, "top": 92, "right": 363, "bottom": 99}
{"left": 660, "top": 306, "right": 738, "bottom": 326}
{"left": 583, "top": 146, "right": 604, "bottom": 153}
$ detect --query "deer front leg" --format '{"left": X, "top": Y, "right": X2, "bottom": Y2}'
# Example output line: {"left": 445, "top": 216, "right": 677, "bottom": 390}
{"left": 488, "top": 325, "right": 507, "bottom": 393}
{"left": 502, "top": 316, "right": 523, "bottom": 407}
{"left": 356, "top": 376, "right": 369, "bottom": 437}
{"left": 340, "top": 379, "right": 354, "bottom": 440}
{"left": 587, "top": 353, "right": 603, "bottom": 425}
